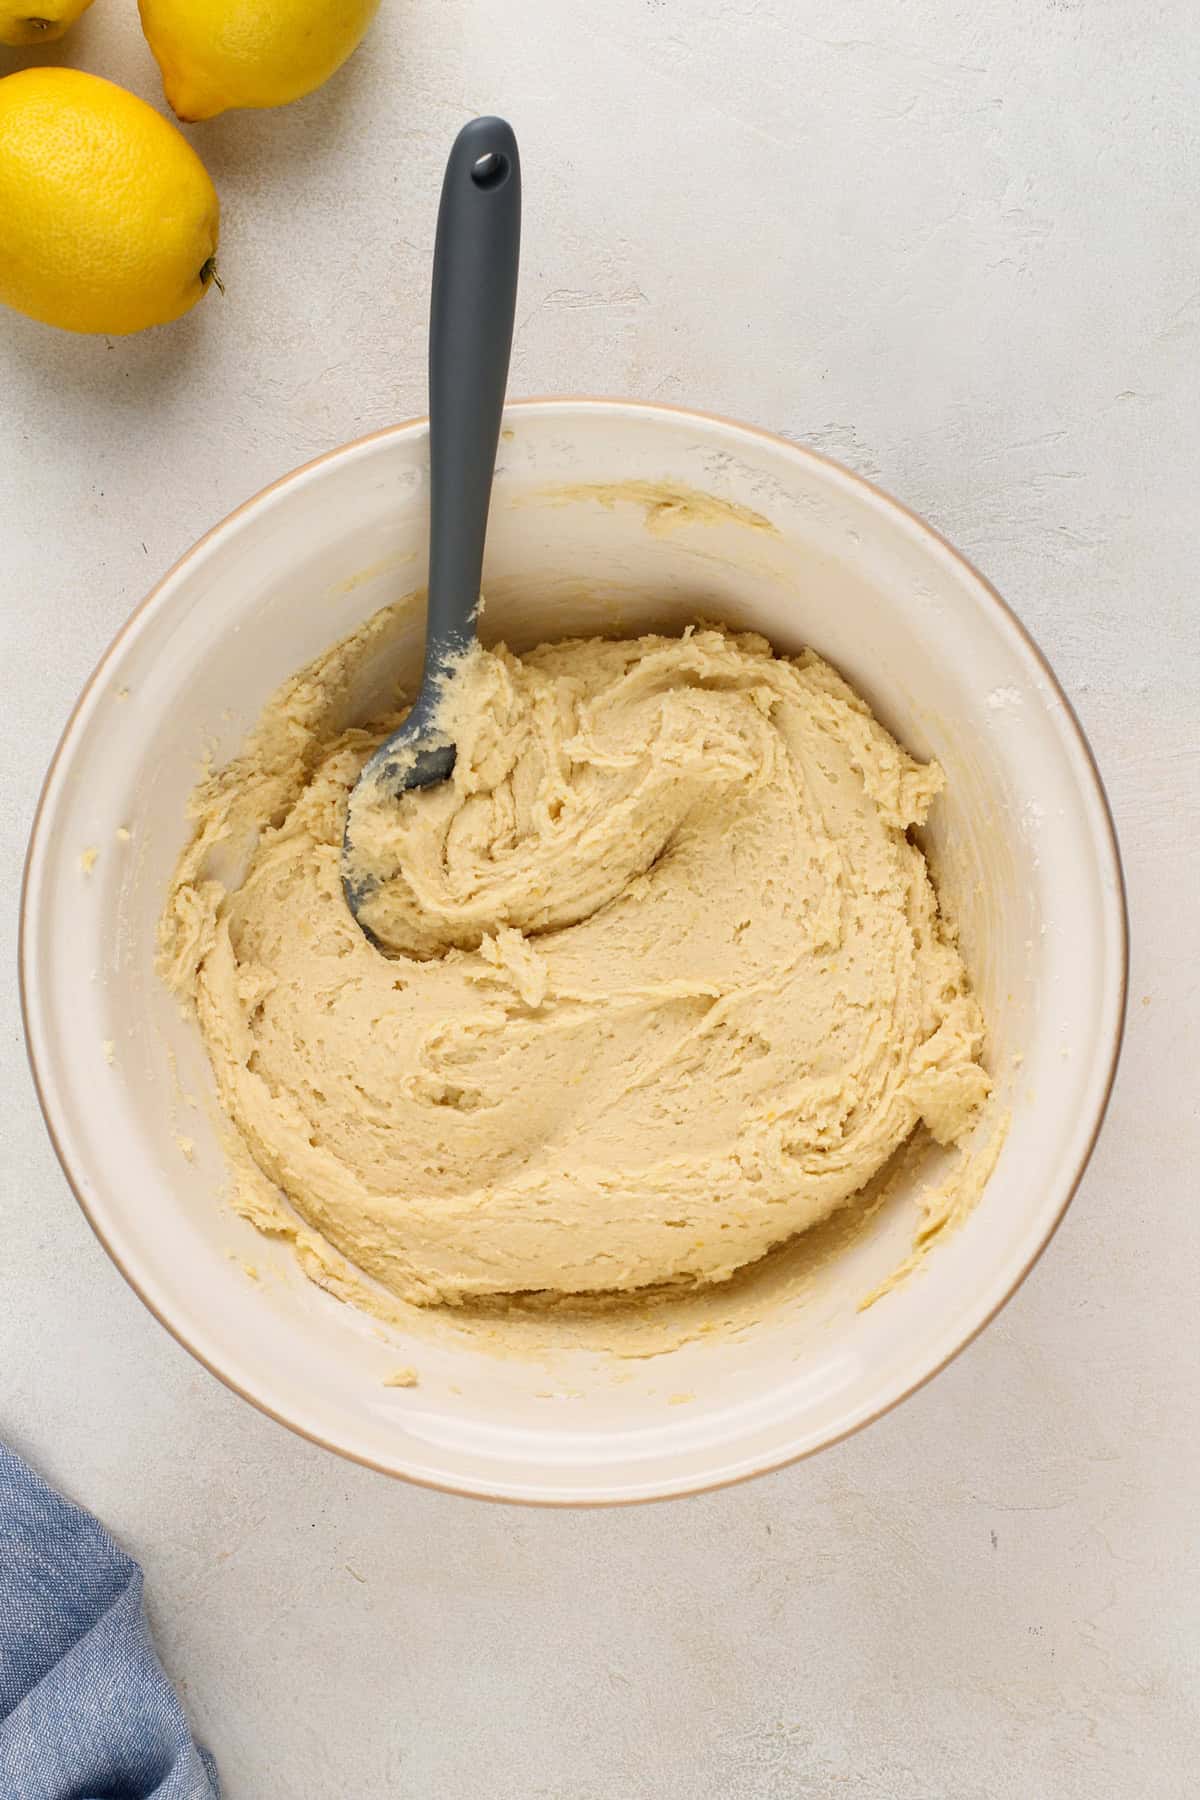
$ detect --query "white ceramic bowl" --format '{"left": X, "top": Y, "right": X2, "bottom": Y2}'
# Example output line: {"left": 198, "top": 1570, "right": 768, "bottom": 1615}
{"left": 21, "top": 401, "right": 1126, "bottom": 1504}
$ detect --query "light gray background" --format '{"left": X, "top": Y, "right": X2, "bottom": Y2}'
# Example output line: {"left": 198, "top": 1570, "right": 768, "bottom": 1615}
{"left": 3, "top": 3, "right": 1198, "bottom": 1795}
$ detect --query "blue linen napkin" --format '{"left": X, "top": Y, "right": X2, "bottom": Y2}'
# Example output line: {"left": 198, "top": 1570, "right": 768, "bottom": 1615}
{"left": 0, "top": 1443, "right": 218, "bottom": 1800}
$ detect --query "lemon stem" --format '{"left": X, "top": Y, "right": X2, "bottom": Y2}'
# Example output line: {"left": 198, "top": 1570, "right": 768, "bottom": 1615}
{"left": 200, "top": 257, "right": 225, "bottom": 296}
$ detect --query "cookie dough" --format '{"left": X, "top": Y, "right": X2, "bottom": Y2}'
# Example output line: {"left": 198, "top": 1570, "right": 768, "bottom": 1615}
{"left": 161, "top": 617, "right": 990, "bottom": 1308}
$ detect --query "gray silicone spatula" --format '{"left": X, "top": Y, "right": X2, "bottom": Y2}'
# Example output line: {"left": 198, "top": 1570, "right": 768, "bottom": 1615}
{"left": 342, "top": 116, "right": 521, "bottom": 924}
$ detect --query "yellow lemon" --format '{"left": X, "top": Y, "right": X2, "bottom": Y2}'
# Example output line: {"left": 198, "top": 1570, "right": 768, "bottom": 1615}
{"left": 139, "top": 0, "right": 381, "bottom": 121}
{"left": 0, "top": 0, "right": 94, "bottom": 46}
{"left": 0, "top": 68, "right": 220, "bottom": 335}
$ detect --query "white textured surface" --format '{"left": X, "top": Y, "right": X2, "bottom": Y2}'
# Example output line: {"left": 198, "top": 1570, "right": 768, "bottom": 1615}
{"left": 1, "top": 1, "right": 1197, "bottom": 1793}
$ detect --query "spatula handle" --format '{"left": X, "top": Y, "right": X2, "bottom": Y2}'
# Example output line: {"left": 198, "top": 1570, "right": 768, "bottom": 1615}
{"left": 424, "top": 116, "right": 522, "bottom": 683}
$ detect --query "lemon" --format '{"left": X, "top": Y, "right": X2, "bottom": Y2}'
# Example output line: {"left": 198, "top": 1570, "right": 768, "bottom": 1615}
{"left": 0, "top": 68, "right": 220, "bottom": 336}
{"left": 139, "top": 0, "right": 381, "bottom": 121}
{"left": 0, "top": 0, "right": 93, "bottom": 46}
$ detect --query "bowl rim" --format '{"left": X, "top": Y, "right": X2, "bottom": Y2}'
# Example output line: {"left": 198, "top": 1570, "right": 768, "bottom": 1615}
{"left": 19, "top": 396, "right": 1129, "bottom": 1506}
